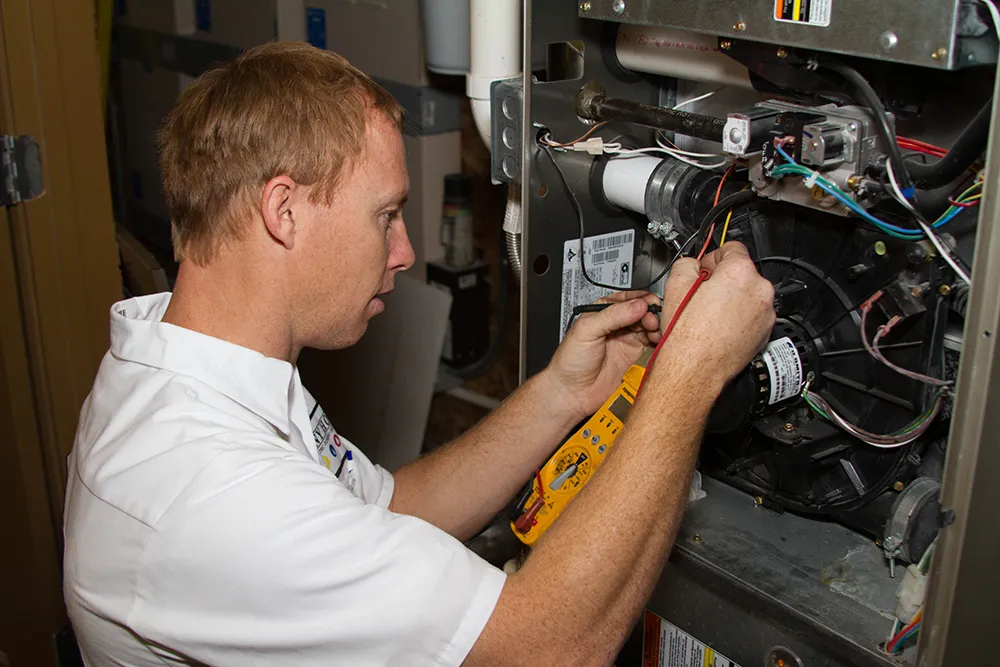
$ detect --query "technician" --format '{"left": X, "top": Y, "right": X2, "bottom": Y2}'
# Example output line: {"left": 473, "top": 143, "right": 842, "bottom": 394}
{"left": 63, "top": 42, "right": 775, "bottom": 666}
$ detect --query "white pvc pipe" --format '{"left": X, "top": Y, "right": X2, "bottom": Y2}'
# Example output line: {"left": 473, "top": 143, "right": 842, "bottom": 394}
{"left": 467, "top": 0, "right": 521, "bottom": 145}
{"left": 616, "top": 24, "right": 753, "bottom": 90}
{"left": 602, "top": 156, "right": 661, "bottom": 214}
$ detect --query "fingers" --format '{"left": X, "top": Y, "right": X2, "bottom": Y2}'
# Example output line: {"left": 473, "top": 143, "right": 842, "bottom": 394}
{"left": 595, "top": 290, "right": 661, "bottom": 307}
{"left": 573, "top": 297, "right": 651, "bottom": 343}
{"left": 700, "top": 240, "right": 751, "bottom": 272}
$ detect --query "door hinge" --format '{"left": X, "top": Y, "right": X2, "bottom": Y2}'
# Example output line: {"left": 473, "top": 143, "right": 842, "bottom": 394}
{"left": 2, "top": 134, "right": 43, "bottom": 206}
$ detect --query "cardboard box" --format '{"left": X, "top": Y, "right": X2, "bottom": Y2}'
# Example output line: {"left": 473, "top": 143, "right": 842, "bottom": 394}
{"left": 195, "top": 0, "right": 306, "bottom": 48}
{"left": 298, "top": 0, "right": 429, "bottom": 87}
{"left": 403, "top": 131, "right": 459, "bottom": 277}
{"left": 114, "top": 0, "right": 197, "bottom": 35}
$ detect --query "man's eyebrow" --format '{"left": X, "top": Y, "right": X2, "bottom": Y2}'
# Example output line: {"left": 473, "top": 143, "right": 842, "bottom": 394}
{"left": 379, "top": 192, "right": 409, "bottom": 209}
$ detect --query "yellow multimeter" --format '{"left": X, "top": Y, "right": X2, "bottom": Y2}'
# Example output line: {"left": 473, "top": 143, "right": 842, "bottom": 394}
{"left": 511, "top": 354, "right": 649, "bottom": 545}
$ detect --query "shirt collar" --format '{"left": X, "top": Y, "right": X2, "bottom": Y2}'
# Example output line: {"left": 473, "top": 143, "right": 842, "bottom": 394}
{"left": 109, "top": 293, "right": 297, "bottom": 436}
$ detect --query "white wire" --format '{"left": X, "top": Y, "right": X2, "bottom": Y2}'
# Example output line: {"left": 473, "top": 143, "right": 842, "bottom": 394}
{"left": 608, "top": 146, "right": 729, "bottom": 170}
{"left": 886, "top": 161, "right": 972, "bottom": 284}
{"left": 654, "top": 133, "right": 726, "bottom": 158}
{"left": 918, "top": 219, "right": 972, "bottom": 284}
{"left": 885, "top": 160, "right": 917, "bottom": 213}
{"left": 672, "top": 89, "right": 719, "bottom": 110}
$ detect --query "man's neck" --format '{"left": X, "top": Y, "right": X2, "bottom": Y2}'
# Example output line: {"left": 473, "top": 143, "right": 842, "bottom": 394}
{"left": 162, "top": 251, "right": 297, "bottom": 363}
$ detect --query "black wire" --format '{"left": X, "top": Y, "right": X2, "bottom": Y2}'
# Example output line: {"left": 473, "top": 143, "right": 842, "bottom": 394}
{"left": 541, "top": 142, "right": 699, "bottom": 293}
{"left": 821, "top": 60, "right": 914, "bottom": 193}
{"left": 565, "top": 303, "right": 663, "bottom": 335}
{"left": 691, "top": 189, "right": 761, "bottom": 256}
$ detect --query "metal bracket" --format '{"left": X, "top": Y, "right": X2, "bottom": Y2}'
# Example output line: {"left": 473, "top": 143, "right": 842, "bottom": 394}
{"left": 490, "top": 77, "right": 523, "bottom": 185}
{"left": 1, "top": 135, "right": 43, "bottom": 207}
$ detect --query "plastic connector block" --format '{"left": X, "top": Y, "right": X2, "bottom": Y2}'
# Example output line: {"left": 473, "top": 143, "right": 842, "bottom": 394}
{"left": 572, "top": 137, "right": 607, "bottom": 155}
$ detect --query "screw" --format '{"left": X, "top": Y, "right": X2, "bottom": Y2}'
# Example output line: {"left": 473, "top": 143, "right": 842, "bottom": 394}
{"left": 612, "top": 0, "right": 625, "bottom": 13}
{"left": 874, "top": 241, "right": 888, "bottom": 256}
{"left": 720, "top": 39, "right": 732, "bottom": 50}
{"left": 693, "top": 534, "right": 703, "bottom": 542}
{"left": 848, "top": 123, "right": 858, "bottom": 131}
{"left": 940, "top": 284, "right": 952, "bottom": 295}
{"left": 579, "top": 1, "right": 591, "bottom": 10}
{"left": 734, "top": 20, "right": 746, "bottom": 32}
{"left": 537, "top": 184, "right": 548, "bottom": 198}
{"left": 932, "top": 47, "right": 948, "bottom": 61}
{"left": 879, "top": 31, "right": 899, "bottom": 52}
{"left": 754, "top": 496, "right": 764, "bottom": 506}
{"left": 876, "top": 538, "right": 883, "bottom": 547}
{"left": 847, "top": 174, "right": 863, "bottom": 192}
{"left": 783, "top": 422, "right": 796, "bottom": 432}
{"left": 808, "top": 139, "right": 820, "bottom": 151}
{"left": 911, "top": 286, "right": 925, "bottom": 298}
{"left": 647, "top": 222, "right": 658, "bottom": 233}
{"left": 893, "top": 481, "right": 905, "bottom": 491}
{"left": 776, "top": 47, "right": 789, "bottom": 59}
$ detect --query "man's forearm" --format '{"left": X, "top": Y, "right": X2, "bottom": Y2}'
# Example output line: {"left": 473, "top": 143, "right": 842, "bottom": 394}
{"left": 389, "top": 370, "right": 586, "bottom": 540}
{"left": 466, "top": 352, "right": 718, "bottom": 666}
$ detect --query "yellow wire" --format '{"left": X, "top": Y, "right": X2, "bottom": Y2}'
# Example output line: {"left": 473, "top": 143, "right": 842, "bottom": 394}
{"left": 719, "top": 209, "right": 735, "bottom": 246}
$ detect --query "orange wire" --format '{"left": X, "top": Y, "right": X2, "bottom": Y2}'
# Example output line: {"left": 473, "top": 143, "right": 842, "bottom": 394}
{"left": 697, "top": 164, "right": 736, "bottom": 260}
{"left": 545, "top": 121, "right": 610, "bottom": 148}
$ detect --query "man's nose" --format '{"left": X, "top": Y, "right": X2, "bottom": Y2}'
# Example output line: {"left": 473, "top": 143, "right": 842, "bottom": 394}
{"left": 390, "top": 218, "right": 416, "bottom": 272}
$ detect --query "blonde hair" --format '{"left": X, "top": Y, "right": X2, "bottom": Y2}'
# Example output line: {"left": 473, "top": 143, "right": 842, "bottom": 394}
{"left": 158, "top": 41, "right": 404, "bottom": 264}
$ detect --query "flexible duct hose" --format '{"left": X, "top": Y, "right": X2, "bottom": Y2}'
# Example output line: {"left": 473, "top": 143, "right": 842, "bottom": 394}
{"left": 904, "top": 101, "right": 992, "bottom": 188}
{"left": 503, "top": 184, "right": 522, "bottom": 283}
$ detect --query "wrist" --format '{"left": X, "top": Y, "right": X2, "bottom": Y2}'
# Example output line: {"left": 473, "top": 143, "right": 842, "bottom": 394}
{"left": 644, "top": 343, "right": 726, "bottom": 410}
{"left": 529, "top": 368, "right": 590, "bottom": 427}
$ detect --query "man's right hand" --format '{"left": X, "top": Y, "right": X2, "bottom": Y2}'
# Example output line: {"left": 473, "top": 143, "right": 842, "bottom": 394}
{"left": 658, "top": 241, "right": 776, "bottom": 392}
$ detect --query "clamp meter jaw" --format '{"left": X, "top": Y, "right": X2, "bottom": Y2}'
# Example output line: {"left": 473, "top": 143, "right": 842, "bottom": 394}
{"left": 511, "top": 363, "right": 646, "bottom": 545}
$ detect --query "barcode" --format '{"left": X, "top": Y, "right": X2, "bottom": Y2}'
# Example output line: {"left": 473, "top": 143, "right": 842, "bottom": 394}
{"left": 591, "top": 232, "right": 632, "bottom": 252}
{"left": 591, "top": 248, "right": 620, "bottom": 264}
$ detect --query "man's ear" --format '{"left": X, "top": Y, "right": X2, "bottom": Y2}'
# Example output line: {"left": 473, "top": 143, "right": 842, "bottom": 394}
{"left": 261, "top": 175, "right": 298, "bottom": 250}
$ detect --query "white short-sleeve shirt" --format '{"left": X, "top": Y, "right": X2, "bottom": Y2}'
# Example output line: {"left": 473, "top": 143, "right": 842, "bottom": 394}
{"left": 63, "top": 294, "right": 506, "bottom": 666}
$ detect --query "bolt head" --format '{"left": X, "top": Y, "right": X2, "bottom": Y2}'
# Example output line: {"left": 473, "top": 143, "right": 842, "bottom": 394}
{"left": 874, "top": 241, "right": 888, "bottom": 256}
{"left": 754, "top": 496, "right": 764, "bottom": 506}
{"left": 776, "top": 47, "right": 789, "bottom": 59}
{"left": 911, "top": 286, "right": 925, "bottom": 298}
{"left": 579, "top": 0, "right": 591, "bottom": 10}
{"left": 612, "top": 0, "right": 625, "bottom": 13}
{"left": 783, "top": 422, "right": 796, "bottom": 432}
{"left": 728, "top": 127, "right": 744, "bottom": 144}
{"left": 940, "top": 284, "right": 953, "bottom": 295}
{"left": 734, "top": 20, "right": 747, "bottom": 32}
{"left": 720, "top": 39, "right": 733, "bottom": 50}
{"left": 893, "top": 481, "right": 905, "bottom": 491}
{"left": 693, "top": 534, "right": 703, "bottom": 542}
{"left": 932, "top": 47, "right": 948, "bottom": 60}
{"left": 847, "top": 174, "right": 863, "bottom": 192}
{"left": 879, "top": 31, "right": 899, "bottom": 52}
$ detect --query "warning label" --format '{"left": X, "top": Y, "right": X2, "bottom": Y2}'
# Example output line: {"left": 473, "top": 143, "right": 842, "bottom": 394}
{"left": 643, "top": 611, "right": 742, "bottom": 667}
{"left": 559, "top": 230, "right": 635, "bottom": 340}
{"left": 774, "top": 0, "right": 832, "bottom": 26}
{"left": 762, "top": 336, "right": 803, "bottom": 405}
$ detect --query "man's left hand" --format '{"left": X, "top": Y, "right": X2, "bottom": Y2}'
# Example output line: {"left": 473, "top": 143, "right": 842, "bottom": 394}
{"left": 544, "top": 290, "right": 662, "bottom": 421}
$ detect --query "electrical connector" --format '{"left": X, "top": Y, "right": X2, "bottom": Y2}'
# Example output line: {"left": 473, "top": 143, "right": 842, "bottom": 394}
{"left": 572, "top": 137, "right": 608, "bottom": 155}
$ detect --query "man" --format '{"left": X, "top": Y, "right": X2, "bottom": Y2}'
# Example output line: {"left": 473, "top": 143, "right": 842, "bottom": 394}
{"left": 64, "top": 42, "right": 774, "bottom": 666}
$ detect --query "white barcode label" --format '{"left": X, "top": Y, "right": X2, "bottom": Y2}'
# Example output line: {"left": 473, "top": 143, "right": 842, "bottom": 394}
{"left": 762, "top": 336, "right": 803, "bottom": 405}
{"left": 559, "top": 230, "right": 635, "bottom": 341}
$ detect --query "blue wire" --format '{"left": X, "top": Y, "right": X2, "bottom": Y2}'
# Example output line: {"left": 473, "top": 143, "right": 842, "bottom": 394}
{"left": 889, "top": 622, "right": 921, "bottom": 653}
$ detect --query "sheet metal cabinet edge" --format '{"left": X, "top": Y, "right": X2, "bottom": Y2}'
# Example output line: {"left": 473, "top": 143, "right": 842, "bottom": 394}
{"left": 577, "top": 0, "right": 997, "bottom": 71}
{"left": 916, "top": 40, "right": 1000, "bottom": 667}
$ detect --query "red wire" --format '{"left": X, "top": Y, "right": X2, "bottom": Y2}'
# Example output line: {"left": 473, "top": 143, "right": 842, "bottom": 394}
{"left": 636, "top": 268, "right": 712, "bottom": 398}
{"left": 535, "top": 469, "right": 545, "bottom": 502}
{"left": 897, "top": 136, "right": 947, "bottom": 153}
{"left": 696, "top": 166, "right": 736, "bottom": 261}
{"left": 887, "top": 610, "right": 923, "bottom": 653}
{"left": 948, "top": 197, "right": 979, "bottom": 208}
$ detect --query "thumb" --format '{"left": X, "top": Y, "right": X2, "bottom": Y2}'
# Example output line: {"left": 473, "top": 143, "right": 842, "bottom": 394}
{"left": 573, "top": 298, "right": 649, "bottom": 343}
